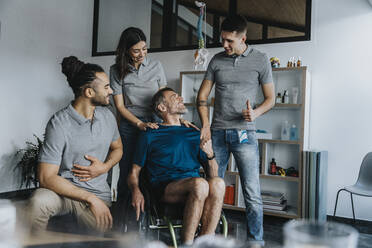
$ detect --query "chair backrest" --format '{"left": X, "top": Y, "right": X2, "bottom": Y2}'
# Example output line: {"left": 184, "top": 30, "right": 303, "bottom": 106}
{"left": 355, "top": 152, "right": 372, "bottom": 188}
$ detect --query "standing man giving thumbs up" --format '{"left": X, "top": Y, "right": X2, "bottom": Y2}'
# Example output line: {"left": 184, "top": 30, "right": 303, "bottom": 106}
{"left": 242, "top": 99, "right": 257, "bottom": 122}
{"left": 197, "top": 15, "right": 275, "bottom": 245}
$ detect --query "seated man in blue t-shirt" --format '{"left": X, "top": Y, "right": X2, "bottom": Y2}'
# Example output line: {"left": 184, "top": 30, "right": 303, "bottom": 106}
{"left": 128, "top": 87, "right": 225, "bottom": 246}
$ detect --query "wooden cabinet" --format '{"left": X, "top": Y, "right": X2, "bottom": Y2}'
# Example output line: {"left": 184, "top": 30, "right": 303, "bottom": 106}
{"left": 179, "top": 67, "right": 310, "bottom": 218}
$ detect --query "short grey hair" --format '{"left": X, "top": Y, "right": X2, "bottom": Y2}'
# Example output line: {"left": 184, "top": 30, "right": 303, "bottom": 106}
{"left": 151, "top": 87, "right": 175, "bottom": 117}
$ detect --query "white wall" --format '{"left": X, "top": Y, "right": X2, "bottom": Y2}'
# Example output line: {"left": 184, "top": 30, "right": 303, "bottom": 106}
{"left": 0, "top": 0, "right": 94, "bottom": 192}
{"left": 1, "top": 0, "right": 372, "bottom": 221}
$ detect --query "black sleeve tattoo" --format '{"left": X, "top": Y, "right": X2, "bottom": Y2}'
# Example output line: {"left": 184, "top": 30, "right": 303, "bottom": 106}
{"left": 197, "top": 100, "right": 208, "bottom": 107}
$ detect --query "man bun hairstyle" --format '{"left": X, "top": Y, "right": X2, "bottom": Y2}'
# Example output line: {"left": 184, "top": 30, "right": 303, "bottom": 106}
{"left": 221, "top": 15, "right": 248, "bottom": 35}
{"left": 152, "top": 87, "right": 175, "bottom": 117}
{"left": 61, "top": 56, "right": 104, "bottom": 97}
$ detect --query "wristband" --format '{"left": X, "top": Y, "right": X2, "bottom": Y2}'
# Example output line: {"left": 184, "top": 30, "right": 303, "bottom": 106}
{"left": 207, "top": 153, "right": 215, "bottom": 160}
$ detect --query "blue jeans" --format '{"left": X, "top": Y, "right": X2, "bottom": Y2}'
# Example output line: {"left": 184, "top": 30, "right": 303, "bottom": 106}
{"left": 212, "top": 129, "right": 263, "bottom": 242}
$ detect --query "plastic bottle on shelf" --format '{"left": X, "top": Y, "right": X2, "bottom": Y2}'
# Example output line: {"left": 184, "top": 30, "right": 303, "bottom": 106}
{"left": 269, "top": 158, "right": 277, "bottom": 175}
{"left": 281, "top": 120, "right": 290, "bottom": 140}
{"left": 297, "top": 57, "right": 302, "bottom": 67}
{"left": 275, "top": 93, "right": 282, "bottom": 104}
{"left": 290, "top": 124, "right": 298, "bottom": 140}
{"left": 282, "top": 91, "right": 286, "bottom": 103}
{"left": 283, "top": 90, "right": 289, "bottom": 104}
{"left": 291, "top": 87, "right": 299, "bottom": 104}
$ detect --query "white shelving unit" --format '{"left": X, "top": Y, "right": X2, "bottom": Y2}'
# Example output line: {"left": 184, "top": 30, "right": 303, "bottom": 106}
{"left": 179, "top": 67, "right": 310, "bottom": 219}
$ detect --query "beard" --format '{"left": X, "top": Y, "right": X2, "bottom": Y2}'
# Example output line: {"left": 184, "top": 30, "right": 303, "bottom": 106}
{"left": 169, "top": 104, "right": 188, "bottom": 115}
{"left": 164, "top": 100, "right": 188, "bottom": 115}
{"left": 91, "top": 95, "right": 110, "bottom": 106}
{"left": 176, "top": 107, "right": 188, "bottom": 115}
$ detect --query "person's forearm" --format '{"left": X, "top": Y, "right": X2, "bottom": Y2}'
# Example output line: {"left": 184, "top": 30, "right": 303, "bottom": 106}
{"left": 253, "top": 96, "right": 275, "bottom": 118}
{"left": 197, "top": 92, "right": 210, "bottom": 128}
{"left": 197, "top": 104, "right": 210, "bottom": 128}
{"left": 40, "top": 174, "right": 97, "bottom": 204}
{"left": 127, "top": 166, "right": 140, "bottom": 193}
{"left": 207, "top": 159, "right": 219, "bottom": 178}
{"left": 253, "top": 82, "right": 275, "bottom": 118}
{"left": 197, "top": 80, "right": 212, "bottom": 128}
{"left": 117, "top": 105, "right": 143, "bottom": 126}
{"left": 103, "top": 146, "right": 123, "bottom": 172}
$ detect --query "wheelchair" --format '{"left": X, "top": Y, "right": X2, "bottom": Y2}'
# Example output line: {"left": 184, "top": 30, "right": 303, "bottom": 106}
{"left": 123, "top": 168, "right": 228, "bottom": 248}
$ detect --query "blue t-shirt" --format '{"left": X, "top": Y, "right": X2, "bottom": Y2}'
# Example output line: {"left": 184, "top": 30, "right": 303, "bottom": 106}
{"left": 133, "top": 125, "right": 208, "bottom": 185}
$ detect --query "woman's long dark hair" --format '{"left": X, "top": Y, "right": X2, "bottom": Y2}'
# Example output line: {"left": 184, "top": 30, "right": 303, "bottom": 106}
{"left": 61, "top": 56, "right": 104, "bottom": 97}
{"left": 115, "top": 27, "right": 147, "bottom": 80}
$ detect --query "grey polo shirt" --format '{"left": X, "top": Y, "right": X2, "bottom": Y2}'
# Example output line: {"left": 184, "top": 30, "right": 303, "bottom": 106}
{"left": 110, "top": 57, "right": 167, "bottom": 119}
{"left": 204, "top": 46, "right": 273, "bottom": 130}
{"left": 39, "top": 104, "right": 120, "bottom": 202}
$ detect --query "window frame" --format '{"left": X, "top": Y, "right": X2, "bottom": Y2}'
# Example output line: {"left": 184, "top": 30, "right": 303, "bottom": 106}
{"left": 92, "top": 0, "right": 312, "bottom": 56}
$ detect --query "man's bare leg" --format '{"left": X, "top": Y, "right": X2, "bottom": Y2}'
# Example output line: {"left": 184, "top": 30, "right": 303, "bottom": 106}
{"left": 199, "top": 177, "right": 225, "bottom": 235}
{"left": 162, "top": 177, "right": 209, "bottom": 245}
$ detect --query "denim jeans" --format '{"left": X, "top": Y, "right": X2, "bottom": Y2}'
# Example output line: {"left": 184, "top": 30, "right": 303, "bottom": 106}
{"left": 212, "top": 129, "right": 263, "bottom": 242}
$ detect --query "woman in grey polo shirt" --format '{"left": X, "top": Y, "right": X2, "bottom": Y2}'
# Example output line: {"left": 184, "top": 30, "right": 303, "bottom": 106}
{"left": 110, "top": 27, "right": 161, "bottom": 218}
{"left": 110, "top": 28, "right": 195, "bottom": 224}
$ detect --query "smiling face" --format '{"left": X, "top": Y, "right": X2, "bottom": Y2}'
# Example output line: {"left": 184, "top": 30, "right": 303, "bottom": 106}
{"left": 90, "top": 72, "right": 113, "bottom": 106}
{"left": 221, "top": 30, "right": 247, "bottom": 56}
{"left": 161, "top": 90, "right": 187, "bottom": 115}
{"left": 128, "top": 41, "right": 147, "bottom": 66}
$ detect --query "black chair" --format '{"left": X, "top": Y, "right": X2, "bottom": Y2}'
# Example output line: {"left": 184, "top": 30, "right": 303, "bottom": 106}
{"left": 124, "top": 168, "right": 228, "bottom": 248}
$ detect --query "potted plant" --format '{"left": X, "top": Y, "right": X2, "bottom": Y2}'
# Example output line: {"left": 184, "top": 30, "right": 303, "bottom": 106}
{"left": 14, "top": 134, "right": 43, "bottom": 188}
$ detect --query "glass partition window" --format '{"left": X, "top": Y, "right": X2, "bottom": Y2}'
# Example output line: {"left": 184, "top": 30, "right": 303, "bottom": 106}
{"left": 92, "top": 0, "right": 311, "bottom": 56}
{"left": 149, "top": 0, "right": 225, "bottom": 51}
{"left": 93, "top": 0, "right": 152, "bottom": 55}
{"left": 237, "top": 0, "right": 307, "bottom": 41}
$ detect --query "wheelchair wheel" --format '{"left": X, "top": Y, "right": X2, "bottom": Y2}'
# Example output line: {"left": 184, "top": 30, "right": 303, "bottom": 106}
{"left": 214, "top": 212, "right": 228, "bottom": 237}
{"left": 123, "top": 205, "right": 161, "bottom": 242}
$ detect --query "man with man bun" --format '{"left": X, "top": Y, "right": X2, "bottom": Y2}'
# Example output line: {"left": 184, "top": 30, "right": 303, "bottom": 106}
{"left": 27, "top": 56, "right": 123, "bottom": 233}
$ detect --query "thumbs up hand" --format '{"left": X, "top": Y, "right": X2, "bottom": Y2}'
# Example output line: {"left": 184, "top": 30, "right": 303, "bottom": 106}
{"left": 246, "top": 99, "right": 252, "bottom": 110}
{"left": 242, "top": 99, "right": 257, "bottom": 122}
